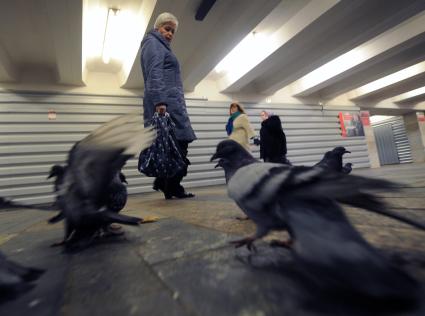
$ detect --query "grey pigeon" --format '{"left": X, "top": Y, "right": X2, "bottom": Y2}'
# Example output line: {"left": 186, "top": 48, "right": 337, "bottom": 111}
{"left": 51, "top": 111, "right": 155, "bottom": 250}
{"left": 1, "top": 111, "right": 155, "bottom": 251}
{"left": 0, "top": 251, "right": 44, "bottom": 302}
{"left": 211, "top": 140, "right": 424, "bottom": 305}
{"left": 315, "top": 146, "right": 352, "bottom": 173}
{"left": 0, "top": 112, "right": 156, "bottom": 250}
{"left": 47, "top": 166, "right": 128, "bottom": 228}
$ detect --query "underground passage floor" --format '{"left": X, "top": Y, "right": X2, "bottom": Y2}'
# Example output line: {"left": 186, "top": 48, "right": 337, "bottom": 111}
{"left": 0, "top": 163, "right": 424, "bottom": 315}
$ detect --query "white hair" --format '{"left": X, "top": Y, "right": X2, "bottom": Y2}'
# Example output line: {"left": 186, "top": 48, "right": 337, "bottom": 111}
{"left": 154, "top": 12, "right": 179, "bottom": 30}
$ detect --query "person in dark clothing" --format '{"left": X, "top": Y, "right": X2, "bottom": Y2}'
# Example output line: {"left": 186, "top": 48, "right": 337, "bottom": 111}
{"left": 259, "top": 110, "right": 290, "bottom": 164}
{"left": 140, "top": 12, "right": 196, "bottom": 199}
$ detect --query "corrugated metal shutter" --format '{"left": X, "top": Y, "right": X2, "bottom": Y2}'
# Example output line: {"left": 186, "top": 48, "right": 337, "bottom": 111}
{"left": 0, "top": 91, "right": 370, "bottom": 204}
{"left": 372, "top": 116, "right": 413, "bottom": 164}
{"left": 373, "top": 124, "right": 399, "bottom": 165}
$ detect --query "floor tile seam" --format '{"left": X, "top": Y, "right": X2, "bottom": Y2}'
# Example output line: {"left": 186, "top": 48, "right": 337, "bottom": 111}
{"left": 0, "top": 218, "right": 54, "bottom": 245}
{"left": 149, "top": 243, "right": 233, "bottom": 267}
{"left": 132, "top": 246, "right": 201, "bottom": 316}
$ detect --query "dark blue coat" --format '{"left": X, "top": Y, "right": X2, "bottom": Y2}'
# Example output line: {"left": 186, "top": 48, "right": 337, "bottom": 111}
{"left": 140, "top": 30, "right": 196, "bottom": 142}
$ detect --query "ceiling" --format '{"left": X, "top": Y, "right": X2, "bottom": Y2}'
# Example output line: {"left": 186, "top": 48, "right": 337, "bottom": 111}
{"left": 1, "top": 0, "right": 425, "bottom": 110}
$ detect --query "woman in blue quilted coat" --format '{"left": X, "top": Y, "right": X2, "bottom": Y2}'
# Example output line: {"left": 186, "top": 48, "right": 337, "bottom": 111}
{"left": 140, "top": 12, "right": 197, "bottom": 199}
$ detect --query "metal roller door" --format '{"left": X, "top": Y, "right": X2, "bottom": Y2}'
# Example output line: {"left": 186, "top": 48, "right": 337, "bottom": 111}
{"left": 0, "top": 91, "right": 370, "bottom": 204}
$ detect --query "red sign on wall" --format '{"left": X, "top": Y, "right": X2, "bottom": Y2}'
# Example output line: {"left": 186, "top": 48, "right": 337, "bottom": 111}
{"left": 338, "top": 112, "right": 365, "bottom": 137}
{"left": 417, "top": 112, "right": 425, "bottom": 122}
{"left": 360, "top": 111, "right": 371, "bottom": 126}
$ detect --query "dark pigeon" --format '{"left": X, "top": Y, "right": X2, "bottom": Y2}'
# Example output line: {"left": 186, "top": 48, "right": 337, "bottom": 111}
{"left": 0, "top": 197, "right": 53, "bottom": 211}
{"left": 1, "top": 111, "right": 155, "bottom": 251}
{"left": 47, "top": 164, "right": 67, "bottom": 192}
{"left": 51, "top": 111, "right": 155, "bottom": 250}
{"left": 105, "top": 172, "right": 128, "bottom": 214}
{"left": 0, "top": 165, "right": 67, "bottom": 215}
{"left": 47, "top": 166, "right": 128, "bottom": 227}
{"left": 342, "top": 162, "right": 353, "bottom": 174}
{"left": 98, "top": 171, "right": 129, "bottom": 236}
{"left": 315, "top": 146, "right": 352, "bottom": 173}
{"left": 0, "top": 251, "right": 44, "bottom": 302}
{"left": 46, "top": 164, "right": 67, "bottom": 223}
{"left": 211, "top": 140, "right": 425, "bottom": 307}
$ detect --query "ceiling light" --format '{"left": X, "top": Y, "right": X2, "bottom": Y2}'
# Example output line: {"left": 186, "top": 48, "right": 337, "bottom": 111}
{"left": 355, "top": 62, "right": 425, "bottom": 96}
{"left": 214, "top": 31, "right": 276, "bottom": 79}
{"left": 102, "top": 8, "right": 120, "bottom": 64}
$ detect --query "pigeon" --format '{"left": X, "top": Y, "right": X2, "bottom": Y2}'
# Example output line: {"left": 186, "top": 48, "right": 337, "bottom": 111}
{"left": 315, "top": 146, "right": 352, "bottom": 173}
{"left": 0, "top": 251, "right": 44, "bottom": 302}
{"left": 1, "top": 111, "right": 156, "bottom": 251}
{"left": 0, "top": 197, "right": 52, "bottom": 211}
{"left": 105, "top": 172, "right": 128, "bottom": 214}
{"left": 46, "top": 164, "right": 67, "bottom": 223}
{"left": 48, "top": 164, "right": 67, "bottom": 192}
{"left": 341, "top": 162, "right": 353, "bottom": 175}
{"left": 98, "top": 171, "right": 130, "bottom": 235}
{"left": 46, "top": 166, "right": 128, "bottom": 229}
{"left": 0, "top": 165, "right": 67, "bottom": 215}
{"left": 211, "top": 140, "right": 425, "bottom": 305}
{"left": 51, "top": 111, "right": 156, "bottom": 250}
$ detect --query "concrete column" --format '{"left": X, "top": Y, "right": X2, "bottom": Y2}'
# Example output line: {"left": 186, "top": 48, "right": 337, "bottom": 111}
{"left": 403, "top": 112, "right": 425, "bottom": 163}
{"left": 363, "top": 125, "right": 380, "bottom": 168}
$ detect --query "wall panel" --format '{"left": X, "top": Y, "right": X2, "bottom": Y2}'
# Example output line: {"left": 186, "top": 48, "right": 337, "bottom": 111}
{"left": 0, "top": 92, "right": 370, "bottom": 204}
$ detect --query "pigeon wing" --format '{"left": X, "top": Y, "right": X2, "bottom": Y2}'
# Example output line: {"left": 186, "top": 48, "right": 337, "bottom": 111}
{"left": 277, "top": 166, "right": 425, "bottom": 231}
{"left": 279, "top": 199, "right": 420, "bottom": 301}
{"left": 65, "top": 111, "right": 155, "bottom": 200}
{"left": 229, "top": 163, "right": 425, "bottom": 231}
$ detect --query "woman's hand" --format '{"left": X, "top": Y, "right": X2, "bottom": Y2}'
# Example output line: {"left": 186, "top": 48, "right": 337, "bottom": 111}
{"left": 156, "top": 104, "right": 167, "bottom": 114}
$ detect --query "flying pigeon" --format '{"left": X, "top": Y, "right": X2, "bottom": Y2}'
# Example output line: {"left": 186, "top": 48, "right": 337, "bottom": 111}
{"left": 0, "top": 251, "right": 44, "bottom": 302}
{"left": 315, "top": 146, "right": 352, "bottom": 173}
{"left": 1, "top": 111, "right": 156, "bottom": 251}
{"left": 211, "top": 140, "right": 425, "bottom": 305}
{"left": 51, "top": 111, "right": 156, "bottom": 250}
{"left": 46, "top": 166, "right": 129, "bottom": 232}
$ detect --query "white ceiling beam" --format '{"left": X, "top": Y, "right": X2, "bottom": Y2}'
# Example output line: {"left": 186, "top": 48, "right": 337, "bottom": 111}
{"left": 290, "top": 11, "right": 425, "bottom": 98}
{"left": 180, "top": 0, "right": 282, "bottom": 92}
{"left": 123, "top": 0, "right": 282, "bottom": 90}
{"left": 357, "top": 99, "right": 425, "bottom": 116}
{"left": 347, "top": 60, "right": 425, "bottom": 101}
{"left": 117, "top": 0, "right": 157, "bottom": 87}
{"left": 314, "top": 37, "right": 425, "bottom": 100}
{"left": 216, "top": 0, "right": 339, "bottom": 93}
{"left": 391, "top": 86, "right": 425, "bottom": 104}
{"left": 45, "top": 0, "right": 84, "bottom": 85}
{"left": 253, "top": 0, "right": 425, "bottom": 96}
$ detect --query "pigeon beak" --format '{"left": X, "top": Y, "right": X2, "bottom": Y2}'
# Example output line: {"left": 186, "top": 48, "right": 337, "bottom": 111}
{"left": 47, "top": 172, "right": 54, "bottom": 179}
{"left": 344, "top": 150, "right": 351, "bottom": 154}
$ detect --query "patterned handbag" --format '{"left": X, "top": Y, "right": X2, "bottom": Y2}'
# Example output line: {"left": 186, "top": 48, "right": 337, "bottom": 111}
{"left": 138, "top": 112, "right": 187, "bottom": 178}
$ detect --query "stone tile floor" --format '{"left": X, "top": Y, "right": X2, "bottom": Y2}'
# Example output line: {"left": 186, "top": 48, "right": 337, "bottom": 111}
{"left": 0, "top": 163, "right": 424, "bottom": 315}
